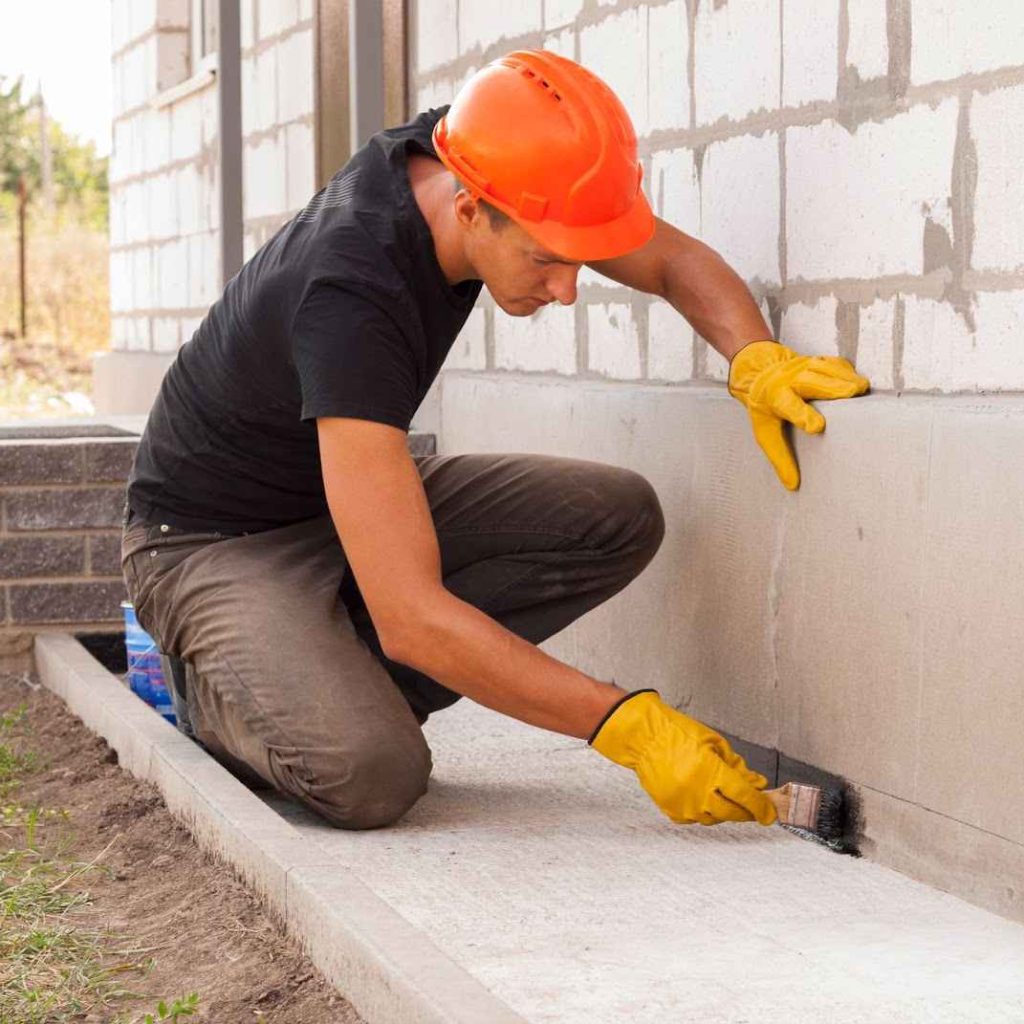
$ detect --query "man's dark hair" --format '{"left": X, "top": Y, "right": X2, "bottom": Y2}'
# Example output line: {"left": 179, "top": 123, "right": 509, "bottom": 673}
{"left": 452, "top": 175, "right": 511, "bottom": 230}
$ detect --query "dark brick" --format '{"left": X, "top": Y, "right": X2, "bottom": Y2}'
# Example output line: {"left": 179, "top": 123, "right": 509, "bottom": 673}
{"left": 9, "top": 580, "right": 127, "bottom": 624}
{"left": 87, "top": 533, "right": 124, "bottom": 576}
{"left": 0, "top": 441, "right": 82, "bottom": 485}
{"left": 407, "top": 432, "right": 436, "bottom": 457}
{"left": 0, "top": 536, "right": 86, "bottom": 579}
{"left": 6, "top": 487, "right": 126, "bottom": 531}
{"left": 83, "top": 438, "right": 138, "bottom": 482}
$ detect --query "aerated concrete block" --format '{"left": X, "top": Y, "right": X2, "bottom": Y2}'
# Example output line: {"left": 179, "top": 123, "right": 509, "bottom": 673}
{"left": 416, "top": 0, "right": 458, "bottom": 70}
{"left": 912, "top": 1, "right": 1024, "bottom": 84}
{"left": 494, "top": 303, "right": 576, "bottom": 375}
{"left": 695, "top": 0, "right": 780, "bottom": 125}
{"left": 701, "top": 131, "right": 781, "bottom": 286}
{"left": 647, "top": 0, "right": 689, "bottom": 132}
{"left": 972, "top": 83, "right": 1024, "bottom": 274}
{"left": 901, "top": 293, "right": 1024, "bottom": 391}
{"left": 458, "top": 0, "right": 542, "bottom": 52}
{"left": 587, "top": 303, "right": 642, "bottom": 380}
{"left": 846, "top": 0, "right": 889, "bottom": 81}
{"left": 277, "top": 28, "right": 315, "bottom": 122}
{"left": 649, "top": 147, "right": 699, "bottom": 234}
{"left": 787, "top": 99, "right": 959, "bottom": 280}
{"left": 782, "top": 0, "right": 839, "bottom": 106}
{"left": 579, "top": 7, "right": 649, "bottom": 135}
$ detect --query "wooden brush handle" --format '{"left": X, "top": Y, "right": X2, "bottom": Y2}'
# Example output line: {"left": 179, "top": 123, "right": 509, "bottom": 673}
{"left": 765, "top": 782, "right": 821, "bottom": 829}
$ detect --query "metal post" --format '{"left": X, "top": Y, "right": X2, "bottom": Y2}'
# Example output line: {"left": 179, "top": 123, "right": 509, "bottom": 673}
{"left": 17, "top": 176, "right": 27, "bottom": 339}
{"left": 217, "top": 0, "right": 243, "bottom": 286}
{"left": 349, "top": 0, "right": 385, "bottom": 152}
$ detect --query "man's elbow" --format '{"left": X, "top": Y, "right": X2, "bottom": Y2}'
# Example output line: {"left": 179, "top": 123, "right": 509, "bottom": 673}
{"left": 374, "top": 588, "right": 449, "bottom": 665}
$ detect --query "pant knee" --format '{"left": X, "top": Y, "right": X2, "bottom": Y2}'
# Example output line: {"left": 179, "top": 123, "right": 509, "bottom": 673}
{"left": 632, "top": 474, "right": 665, "bottom": 560}
{"left": 594, "top": 467, "right": 665, "bottom": 563}
{"left": 282, "top": 735, "right": 433, "bottom": 831}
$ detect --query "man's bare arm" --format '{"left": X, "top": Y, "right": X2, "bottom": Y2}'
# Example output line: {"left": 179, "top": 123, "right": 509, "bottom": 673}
{"left": 587, "top": 215, "right": 772, "bottom": 361}
{"left": 317, "top": 416, "right": 627, "bottom": 738}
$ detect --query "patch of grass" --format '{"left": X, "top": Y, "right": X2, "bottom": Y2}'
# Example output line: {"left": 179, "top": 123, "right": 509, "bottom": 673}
{"left": 0, "top": 700, "right": 156, "bottom": 1023}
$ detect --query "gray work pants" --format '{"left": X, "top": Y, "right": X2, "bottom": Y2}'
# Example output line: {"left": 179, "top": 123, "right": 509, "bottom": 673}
{"left": 120, "top": 452, "right": 665, "bottom": 830}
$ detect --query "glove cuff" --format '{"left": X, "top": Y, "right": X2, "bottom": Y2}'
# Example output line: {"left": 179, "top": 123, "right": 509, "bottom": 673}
{"left": 727, "top": 338, "right": 777, "bottom": 371}
{"left": 586, "top": 688, "right": 659, "bottom": 746}
{"left": 727, "top": 339, "right": 786, "bottom": 399}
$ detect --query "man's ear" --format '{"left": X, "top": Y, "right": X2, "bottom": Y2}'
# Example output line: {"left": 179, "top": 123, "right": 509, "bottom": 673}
{"left": 453, "top": 188, "right": 484, "bottom": 232}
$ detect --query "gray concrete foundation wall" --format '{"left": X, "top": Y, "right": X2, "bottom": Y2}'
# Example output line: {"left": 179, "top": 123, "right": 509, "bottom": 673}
{"left": 438, "top": 371, "right": 1024, "bottom": 922}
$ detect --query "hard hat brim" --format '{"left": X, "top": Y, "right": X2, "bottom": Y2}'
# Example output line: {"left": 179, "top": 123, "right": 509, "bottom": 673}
{"left": 513, "top": 190, "right": 657, "bottom": 263}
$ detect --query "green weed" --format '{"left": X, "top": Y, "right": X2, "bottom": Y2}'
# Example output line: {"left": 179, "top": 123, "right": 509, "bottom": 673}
{"left": 140, "top": 991, "right": 200, "bottom": 1022}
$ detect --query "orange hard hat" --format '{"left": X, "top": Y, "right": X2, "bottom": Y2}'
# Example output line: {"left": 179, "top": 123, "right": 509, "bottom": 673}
{"left": 431, "top": 49, "right": 655, "bottom": 262}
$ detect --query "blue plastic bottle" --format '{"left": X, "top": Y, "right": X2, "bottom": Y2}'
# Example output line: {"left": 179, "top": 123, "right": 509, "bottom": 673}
{"left": 120, "top": 601, "right": 176, "bottom": 725}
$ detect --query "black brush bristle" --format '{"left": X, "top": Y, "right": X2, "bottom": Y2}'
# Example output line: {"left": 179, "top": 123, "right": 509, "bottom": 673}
{"left": 813, "top": 781, "right": 863, "bottom": 856}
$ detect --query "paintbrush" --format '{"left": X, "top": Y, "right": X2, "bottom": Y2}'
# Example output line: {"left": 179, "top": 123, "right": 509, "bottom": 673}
{"left": 764, "top": 781, "right": 861, "bottom": 854}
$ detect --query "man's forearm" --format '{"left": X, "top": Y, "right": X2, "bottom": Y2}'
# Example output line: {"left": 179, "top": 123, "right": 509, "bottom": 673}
{"left": 386, "top": 589, "right": 628, "bottom": 739}
{"left": 661, "top": 235, "right": 773, "bottom": 361}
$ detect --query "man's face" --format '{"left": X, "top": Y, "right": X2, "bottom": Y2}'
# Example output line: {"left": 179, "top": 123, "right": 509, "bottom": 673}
{"left": 460, "top": 196, "right": 583, "bottom": 316}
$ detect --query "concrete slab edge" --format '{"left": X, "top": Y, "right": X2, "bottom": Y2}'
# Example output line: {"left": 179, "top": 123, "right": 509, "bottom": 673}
{"left": 32, "top": 633, "right": 529, "bottom": 1024}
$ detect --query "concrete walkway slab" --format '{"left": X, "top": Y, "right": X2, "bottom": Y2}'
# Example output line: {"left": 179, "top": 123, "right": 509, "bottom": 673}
{"left": 35, "top": 634, "right": 1024, "bottom": 1023}
{"left": 265, "top": 700, "right": 1024, "bottom": 1024}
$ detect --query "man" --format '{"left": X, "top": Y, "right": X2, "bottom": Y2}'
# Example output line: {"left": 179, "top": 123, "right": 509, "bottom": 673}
{"left": 121, "top": 50, "right": 869, "bottom": 831}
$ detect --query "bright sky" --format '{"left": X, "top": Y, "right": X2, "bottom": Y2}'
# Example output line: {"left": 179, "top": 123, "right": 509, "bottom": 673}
{"left": 0, "top": 0, "right": 113, "bottom": 156}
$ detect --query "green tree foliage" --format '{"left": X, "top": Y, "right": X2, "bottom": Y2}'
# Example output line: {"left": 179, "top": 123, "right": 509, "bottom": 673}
{"left": 0, "top": 74, "right": 108, "bottom": 230}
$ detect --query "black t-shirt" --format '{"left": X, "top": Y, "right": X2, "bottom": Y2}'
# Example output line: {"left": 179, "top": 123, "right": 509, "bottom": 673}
{"left": 127, "top": 106, "right": 482, "bottom": 533}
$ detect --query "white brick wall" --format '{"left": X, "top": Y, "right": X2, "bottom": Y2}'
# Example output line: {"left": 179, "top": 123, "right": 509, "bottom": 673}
{"left": 282, "top": 121, "right": 313, "bottom": 211}
{"left": 459, "top": 0, "right": 541, "bottom": 52}
{"left": 587, "top": 303, "right": 642, "bottom": 379}
{"left": 155, "top": 238, "right": 189, "bottom": 308}
{"left": 176, "top": 164, "right": 203, "bottom": 235}
{"left": 106, "top": 0, "right": 1024, "bottom": 387}
{"left": 701, "top": 131, "right": 781, "bottom": 286}
{"left": 787, "top": 99, "right": 959, "bottom": 281}
{"left": 171, "top": 100, "right": 203, "bottom": 162}
{"left": 187, "top": 231, "right": 219, "bottom": 309}
{"left": 445, "top": 308, "right": 488, "bottom": 370}
{"left": 972, "top": 84, "right": 1024, "bottom": 274}
{"left": 782, "top": 298, "right": 839, "bottom": 357}
{"left": 855, "top": 298, "right": 896, "bottom": 390}
{"left": 650, "top": 148, "right": 699, "bottom": 234}
{"left": 148, "top": 172, "right": 178, "bottom": 239}
{"left": 495, "top": 303, "right": 576, "bottom": 374}
{"left": 544, "top": 0, "right": 584, "bottom": 31}
{"left": 277, "top": 28, "right": 315, "bottom": 122}
{"left": 846, "top": 0, "right": 890, "bottom": 81}
{"left": 579, "top": 7, "right": 649, "bottom": 135}
{"left": 902, "top": 293, "right": 1024, "bottom": 390}
{"left": 258, "top": 0, "right": 301, "bottom": 39}
{"left": 152, "top": 316, "right": 181, "bottom": 352}
{"left": 912, "top": 2, "right": 1024, "bottom": 84}
{"left": 782, "top": 0, "right": 838, "bottom": 106}
{"left": 417, "top": 0, "right": 459, "bottom": 71}
{"left": 648, "top": 298, "right": 693, "bottom": 381}
{"left": 130, "top": 248, "right": 155, "bottom": 310}
{"left": 244, "top": 135, "right": 288, "bottom": 220}
{"left": 647, "top": 0, "right": 689, "bottom": 131}
{"left": 254, "top": 46, "right": 279, "bottom": 132}
{"left": 695, "top": 0, "right": 780, "bottom": 125}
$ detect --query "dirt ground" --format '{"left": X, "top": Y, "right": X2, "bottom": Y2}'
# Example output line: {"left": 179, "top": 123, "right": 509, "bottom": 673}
{"left": 0, "top": 668, "right": 366, "bottom": 1024}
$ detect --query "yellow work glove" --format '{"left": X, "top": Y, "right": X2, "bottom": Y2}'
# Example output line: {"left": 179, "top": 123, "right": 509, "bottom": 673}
{"left": 728, "top": 340, "right": 870, "bottom": 490}
{"left": 588, "top": 689, "right": 777, "bottom": 826}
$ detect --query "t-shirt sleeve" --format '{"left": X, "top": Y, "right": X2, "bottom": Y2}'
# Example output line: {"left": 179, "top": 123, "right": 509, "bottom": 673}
{"left": 290, "top": 282, "right": 419, "bottom": 430}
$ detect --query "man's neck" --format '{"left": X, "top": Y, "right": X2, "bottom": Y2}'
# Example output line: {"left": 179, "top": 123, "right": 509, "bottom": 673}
{"left": 407, "top": 153, "right": 477, "bottom": 286}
